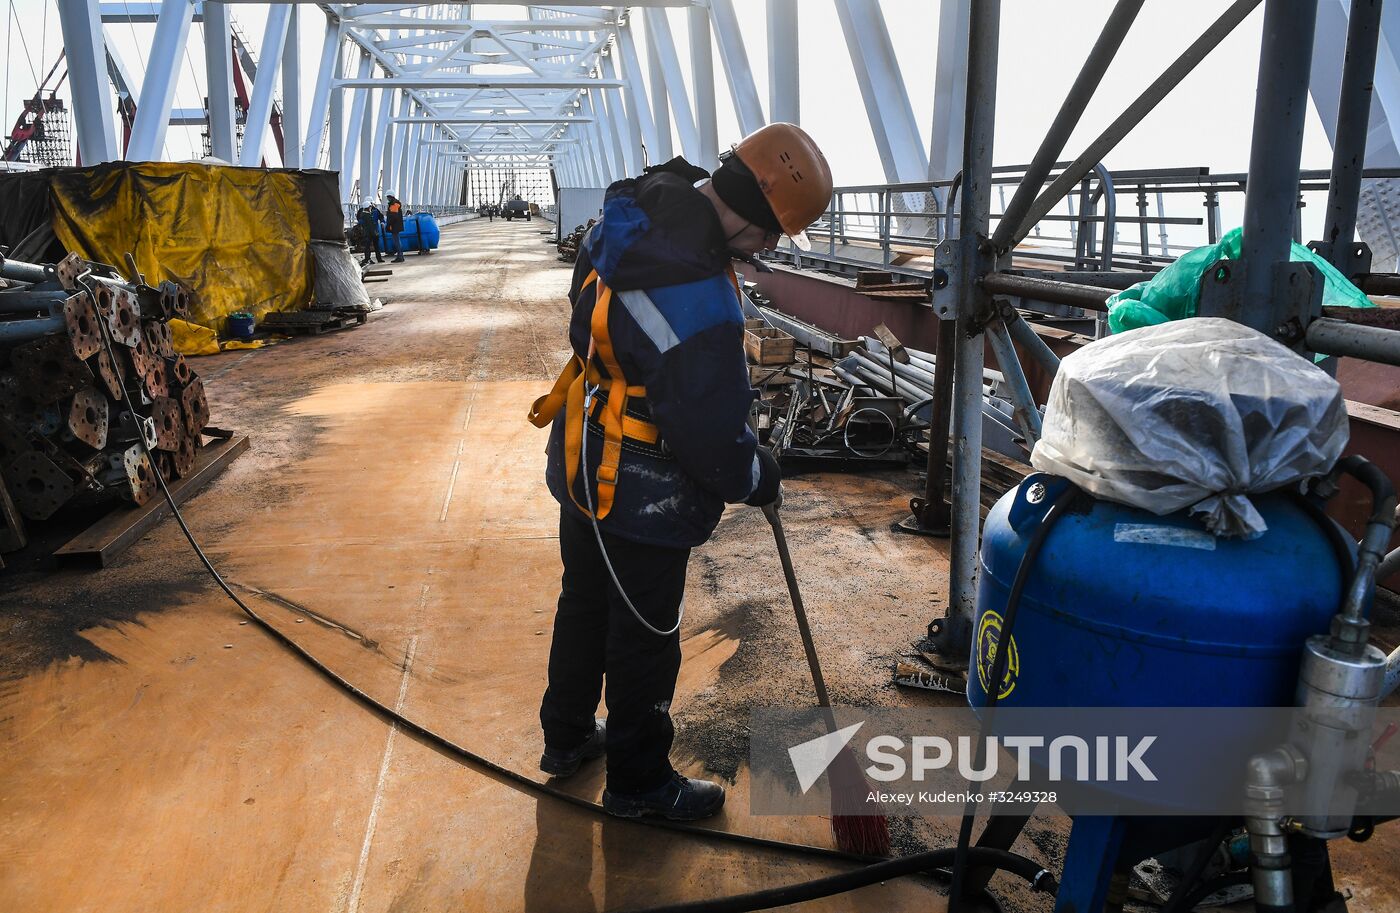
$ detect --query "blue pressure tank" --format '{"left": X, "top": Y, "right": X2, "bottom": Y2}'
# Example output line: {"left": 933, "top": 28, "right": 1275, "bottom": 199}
{"left": 969, "top": 474, "right": 1346, "bottom": 715}
{"left": 967, "top": 473, "right": 1351, "bottom": 912}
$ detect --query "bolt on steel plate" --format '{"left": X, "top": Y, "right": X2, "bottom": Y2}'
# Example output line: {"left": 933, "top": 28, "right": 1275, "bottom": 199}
{"left": 10, "top": 335, "right": 95, "bottom": 404}
{"left": 4, "top": 449, "right": 77, "bottom": 520}
{"left": 65, "top": 387, "right": 109, "bottom": 450}
{"left": 62, "top": 291, "right": 104, "bottom": 360}
{"left": 150, "top": 396, "right": 183, "bottom": 451}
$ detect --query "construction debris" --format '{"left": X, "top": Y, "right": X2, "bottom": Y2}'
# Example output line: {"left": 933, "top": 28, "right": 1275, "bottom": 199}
{"left": 258, "top": 304, "right": 370, "bottom": 336}
{"left": 557, "top": 219, "right": 596, "bottom": 263}
{"left": 856, "top": 270, "right": 931, "bottom": 302}
{"left": 0, "top": 251, "right": 223, "bottom": 562}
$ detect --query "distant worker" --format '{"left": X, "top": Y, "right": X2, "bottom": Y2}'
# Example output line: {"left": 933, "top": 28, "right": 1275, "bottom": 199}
{"left": 356, "top": 198, "right": 385, "bottom": 266}
{"left": 487, "top": 203, "right": 495, "bottom": 222}
{"left": 385, "top": 194, "right": 406, "bottom": 263}
{"left": 368, "top": 199, "right": 387, "bottom": 263}
{"left": 529, "top": 124, "right": 833, "bottom": 820}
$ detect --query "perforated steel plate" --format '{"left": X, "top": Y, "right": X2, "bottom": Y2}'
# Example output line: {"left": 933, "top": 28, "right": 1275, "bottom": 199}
{"left": 172, "top": 424, "right": 196, "bottom": 478}
{"left": 10, "top": 335, "right": 95, "bottom": 404}
{"left": 119, "top": 445, "right": 157, "bottom": 506}
{"left": 147, "top": 355, "right": 170, "bottom": 400}
{"left": 167, "top": 354, "right": 193, "bottom": 388}
{"left": 66, "top": 387, "right": 109, "bottom": 450}
{"left": 54, "top": 253, "right": 85, "bottom": 291}
{"left": 63, "top": 292, "right": 103, "bottom": 359}
{"left": 90, "top": 346, "right": 125, "bottom": 401}
{"left": 151, "top": 396, "right": 182, "bottom": 451}
{"left": 4, "top": 449, "right": 76, "bottom": 520}
{"left": 180, "top": 377, "right": 209, "bottom": 437}
{"left": 145, "top": 320, "right": 175, "bottom": 358}
{"left": 107, "top": 286, "right": 142, "bottom": 347}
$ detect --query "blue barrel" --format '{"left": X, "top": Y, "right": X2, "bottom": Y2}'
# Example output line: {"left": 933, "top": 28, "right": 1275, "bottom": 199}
{"left": 414, "top": 212, "right": 441, "bottom": 249}
{"left": 971, "top": 475, "right": 1345, "bottom": 712}
{"left": 380, "top": 212, "right": 441, "bottom": 252}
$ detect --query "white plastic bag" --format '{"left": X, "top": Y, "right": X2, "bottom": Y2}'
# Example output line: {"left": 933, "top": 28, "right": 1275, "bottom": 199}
{"left": 1030, "top": 318, "right": 1349, "bottom": 538}
{"left": 310, "top": 240, "right": 371, "bottom": 309}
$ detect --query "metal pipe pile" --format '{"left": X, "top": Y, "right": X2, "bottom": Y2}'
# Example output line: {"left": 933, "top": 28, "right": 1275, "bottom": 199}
{"left": 0, "top": 252, "right": 210, "bottom": 533}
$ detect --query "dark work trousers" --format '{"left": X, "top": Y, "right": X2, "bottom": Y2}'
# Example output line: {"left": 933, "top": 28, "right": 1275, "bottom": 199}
{"left": 359, "top": 230, "right": 383, "bottom": 262}
{"left": 540, "top": 508, "right": 690, "bottom": 794}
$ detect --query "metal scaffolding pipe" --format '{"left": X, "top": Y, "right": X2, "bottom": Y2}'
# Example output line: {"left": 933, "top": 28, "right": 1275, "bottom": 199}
{"left": 1237, "top": 0, "right": 1321, "bottom": 332}
{"left": 991, "top": 0, "right": 1144, "bottom": 254}
{"left": 1009, "top": 0, "right": 1262, "bottom": 247}
{"left": 942, "top": 0, "right": 1001, "bottom": 657}
{"left": 1321, "top": 0, "right": 1383, "bottom": 276}
{"left": 981, "top": 272, "right": 1112, "bottom": 311}
{"left": 1306, "top": 318, "right": 1400, "bottom": 366}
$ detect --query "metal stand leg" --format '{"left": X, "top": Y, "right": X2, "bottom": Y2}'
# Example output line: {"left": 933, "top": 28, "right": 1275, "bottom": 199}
{"left": 1055, "top": 816, "right": 1128, "bottom": 913}
{"left": 894, "top": 318, "right": 956, "bottom": 538}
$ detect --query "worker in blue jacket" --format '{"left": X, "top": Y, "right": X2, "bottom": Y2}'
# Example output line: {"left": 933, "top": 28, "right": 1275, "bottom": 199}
{"left": 529, "top": 124, "right": 833, "bottom": 820}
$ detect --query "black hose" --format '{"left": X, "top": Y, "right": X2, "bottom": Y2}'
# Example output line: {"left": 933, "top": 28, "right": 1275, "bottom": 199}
{"left": 72, "top": 270, "right": 882, "bottom": 867}
{"left": 78, "top": 268, "right": 1062, "bottom": 906}
{"left": 948, "top": 483, "right": 1080, "bottom": 912}
{"left": 617, "top": 847, "right": 1056, "bottom": 913}
{"left": 1291, "top": 491, "right": 1357, "bottom": 587}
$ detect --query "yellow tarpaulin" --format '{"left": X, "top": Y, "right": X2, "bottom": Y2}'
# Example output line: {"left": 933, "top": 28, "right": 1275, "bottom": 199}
{"left": 48, "top": 161, "right": 314, "bottom": 354}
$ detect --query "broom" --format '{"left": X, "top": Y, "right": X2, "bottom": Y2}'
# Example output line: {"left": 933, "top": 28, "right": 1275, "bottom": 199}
{"left": 763, "top": 503, "right": 892, "bottom": 857}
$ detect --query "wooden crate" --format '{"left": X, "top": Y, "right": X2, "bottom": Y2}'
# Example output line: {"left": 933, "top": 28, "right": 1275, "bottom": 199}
{"left": 744, "top": 326, "right": 796, "bottom": 366}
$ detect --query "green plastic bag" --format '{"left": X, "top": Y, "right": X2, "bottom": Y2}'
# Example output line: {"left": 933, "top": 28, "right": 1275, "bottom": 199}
{"left": 1106, "top": 227, "right": 1374, "bottom": 335}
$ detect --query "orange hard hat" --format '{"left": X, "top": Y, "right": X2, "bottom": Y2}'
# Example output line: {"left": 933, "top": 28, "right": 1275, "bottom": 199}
{"left": 729, "top": 123, "right": 832, "bottom": 249}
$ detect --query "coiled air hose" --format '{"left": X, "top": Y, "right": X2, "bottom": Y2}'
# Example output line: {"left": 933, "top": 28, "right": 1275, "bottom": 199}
{"left": 79, "top": 265, "right": 1057, "bottom": 908}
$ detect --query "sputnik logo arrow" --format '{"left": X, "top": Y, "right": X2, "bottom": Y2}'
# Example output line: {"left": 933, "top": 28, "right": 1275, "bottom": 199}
{"left": 787, "top": 722, "right": 865, "bottom": 794}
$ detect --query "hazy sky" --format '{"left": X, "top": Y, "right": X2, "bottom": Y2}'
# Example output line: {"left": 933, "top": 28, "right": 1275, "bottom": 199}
{"left": 1, "top": 1, "right": 1341, "bottom": 241}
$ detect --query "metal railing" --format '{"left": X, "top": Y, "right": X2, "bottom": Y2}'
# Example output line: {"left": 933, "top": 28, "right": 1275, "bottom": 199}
{"left": 778, "top": 165, "right": 1400, "bottom": 280}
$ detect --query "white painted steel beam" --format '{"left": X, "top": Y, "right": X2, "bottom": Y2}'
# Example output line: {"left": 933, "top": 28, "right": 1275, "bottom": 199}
{"left": 384, "top": 92, "right": 411, "bottom": 193}
{"left": 616, "top": 21, "right": 657, "bottom": 165}
{"left": 126, "top": 0, "right": 195, "bottom": 161}
{"left": 341, "top": 52, "right": 374, "bottom": 200}
{"left": 239, "top": 4, "right": 292, "bottom": 167}
{"left": 645, "top": 7, "right": 700, "bottom": 161}
{"left": 767, "top": 0, "right": 799, "bottom": 124}
{"left": 57, "top": 0, "right": 119, "bottom": 162}
{"left": 598, "top": 52, "right": 634, "bottom": 175}
{"left": 393, "top": 115, "right": 592, "bottom": 123}
{"left": 336, "top": 76, "right": 621, "bottom": 88}
{"left": 832, "top": 0, "right": 928, "bottom": 182}
{"left": 689, "top": 4, "right": 719, "bottom": 168}
{"left": 359, "top": 92, "right": 372, "bottom": 198}
{"left": 302, "top": 17, "right": 342, "bottom": 169}
{"left": 709, "top": 0, "right": 765, "bottom": 135}
{"left": 367, "top": 87, "right": 396, "bottom": 197}
{"left": 100, "top": 2, "right": 202, "bottom": 23}
{"left": 646, "top": 14, "right": 674, "bottom": 160}
{"left": 281, "top": 8, "right": 302, "bottom": 168}
{"left": 929, "top": 0, "right": 969, "bottom": 180}
{"left": 203, "top": 1, "right": 237, "bottom": 161}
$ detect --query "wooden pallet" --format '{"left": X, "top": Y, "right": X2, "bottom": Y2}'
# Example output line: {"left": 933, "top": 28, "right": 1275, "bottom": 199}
{"left": 260, "top": 309, "right": 369, "bottom": 335}
{"left": 54, "top": 434, "right": 250, "bottom": 568}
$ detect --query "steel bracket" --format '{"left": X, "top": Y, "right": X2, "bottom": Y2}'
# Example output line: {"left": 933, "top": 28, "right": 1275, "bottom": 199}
{"left": 931, "top": 239, "right": 962, "bottom": 319}
{"left": 1197, "top": 257, "right": 1324, "bottom": 349}
{"left": 1308, "top": 239, "right": 1373, "bottom": 283}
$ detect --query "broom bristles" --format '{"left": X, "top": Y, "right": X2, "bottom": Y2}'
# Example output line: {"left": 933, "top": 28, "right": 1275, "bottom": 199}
{"left": 826, "top": 746, "right": 892, "bottom": 856}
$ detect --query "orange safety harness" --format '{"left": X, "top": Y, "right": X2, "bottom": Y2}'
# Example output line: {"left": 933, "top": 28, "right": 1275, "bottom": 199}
{"left": 528, "top": 267, "right": 740, "bottom": 520}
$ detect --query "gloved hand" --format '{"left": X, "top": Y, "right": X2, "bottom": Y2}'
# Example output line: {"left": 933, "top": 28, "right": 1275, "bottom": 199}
{"left": 745, "top": 446, "right": 784, "bottom": 509}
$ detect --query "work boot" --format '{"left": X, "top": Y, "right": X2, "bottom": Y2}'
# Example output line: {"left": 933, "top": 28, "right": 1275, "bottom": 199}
{"left": 376, "top": 256, "right": 385, "bottom": 263}
{"left": 603, "top": 772, "right": 726, "bottom": 821}
{"left": 540, "top": 719, "right": 606, "bottom": 778}
{"left": 392, "top": 255, "right": 405, "bottom": 263}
